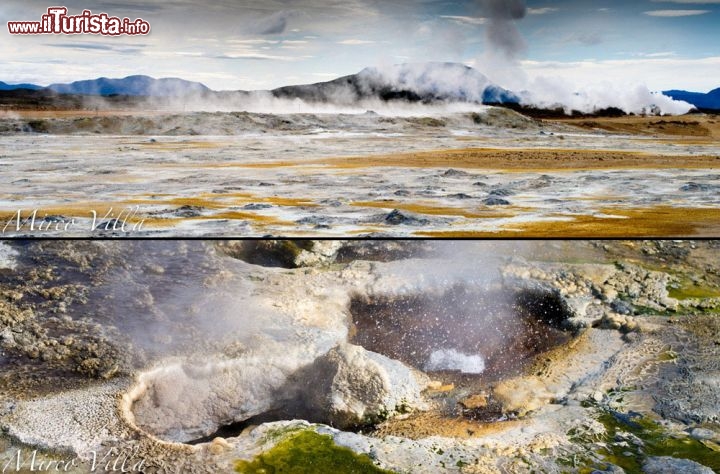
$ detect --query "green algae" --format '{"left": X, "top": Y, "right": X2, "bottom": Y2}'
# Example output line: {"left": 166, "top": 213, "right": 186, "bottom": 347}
{"left": 235, "top": 430, "right": 395, "bottom": 474}
{"left": 667, "top": 278, "right": 720, "bottom": 301}
{"left": 567, "top": 407, "right": 719, "bottom": 473}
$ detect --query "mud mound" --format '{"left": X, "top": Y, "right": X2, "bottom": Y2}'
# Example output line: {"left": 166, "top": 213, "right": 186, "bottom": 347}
{"left": 0, "top": 108, "right": 539, "bottom": 136}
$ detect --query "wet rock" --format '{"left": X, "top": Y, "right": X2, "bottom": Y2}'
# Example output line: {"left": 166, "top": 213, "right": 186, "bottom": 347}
{"left": 592, "top": 464, "right": 626, "bottom": 474}
{"left": 384, "top": 209, "right": 429, "bottom": 226}
{"left": 394, "top": 190, "right": 411, "bottom": 197}
{"left": 217, "top": 241, "right": 317, "bottom": 268}
{"left": 447, "top": 193, "right": 473, "bottom": 200}
{"left": 172, "top": 205, "right": 206, "bottom": 218}
{"left": 680, "top": 182, "right": 711, "bottom": 192}
{"left": 483, "top": 197, "right": 511, "bottom": 206}
{"left": 688, "top": 427, "right": 718, "bottom": 441}
{"left": 593, "top": 314, "right": 639, "bottom": 333}
{"left": 473, "top": 181, "right": 488, "bottom": 187}
{"left": 642, "top": 456, "right": 714, "bottom": 474}
{"left": 243, "top": 203, "right": 273, "bottom": 210}
{"left": 459, "top": 393, "right": 489, "bottom": 410}
{"left": 611, "top": 299, "right": 633, "bottom": 315}
{"left": 301, "top": 344, "right": 430, "bottom": 429}
{"left": 318, "top": 199, "right": 343, "bottom": 207}
{"left": 296, "top": 216, "right": 334, "bottom": 226}
{"left": 489, "top": 188, "right": 515, "bottom": 197}
{"left": 492, "top": 376, "right": 555, "bottom": 417}
{"left": 441, "top": 169, "right": 469, "bottom": 177}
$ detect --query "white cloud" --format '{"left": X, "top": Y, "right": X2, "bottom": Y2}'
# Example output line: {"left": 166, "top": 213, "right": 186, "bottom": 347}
{"left": 642, "top": 51, "right": 677, "bottom": 57}
{"left": 226, "top": 39, "right": 280, "bottom": 45}
{"left": 337, "top": 39, "right": 376, "bottom": 45}
{"left": 527, "top": 8, "right": 558, "bottom": 15}
{"left": 440, "top": 15, "right": 486, "bottom": 25}
{"left": 644, "top": 9, "right": 710, "bottom": 16}
{"left": 518, "top": 56, "right": 720, "bottom": 92}
{"left": 217, "top": 52, "right": 300, "bottom": 61}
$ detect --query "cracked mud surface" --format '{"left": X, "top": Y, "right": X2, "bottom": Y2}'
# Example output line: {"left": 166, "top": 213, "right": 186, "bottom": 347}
{"left": 1, "top": 109, "right": 718, "bottom": 237}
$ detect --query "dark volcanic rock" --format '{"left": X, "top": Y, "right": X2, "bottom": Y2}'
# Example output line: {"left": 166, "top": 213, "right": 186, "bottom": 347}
{"left": 680, "top": 182, "right": 711, "bottom": 192}
{"left": 172, "top": 205, "right": 205, "bottom": 218}
{"left": 442, "top": 169, "right": 469, "bottom": 177}
{"left": 385, "top": 209, "right": 429, "bottom": 226}
{"left": 483, "top": 197, "right": 511, "bottom": 206}
{"left": 489, "top": 188, "right": 516, "bottom": 197}
{"left": 243, "top": 203, "right": 273, "bottom": 211}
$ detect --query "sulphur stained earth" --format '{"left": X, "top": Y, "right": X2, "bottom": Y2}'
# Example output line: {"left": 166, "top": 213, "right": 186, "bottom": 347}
{"left": 0, "top": 109, "right": 719, "bottom": 237}
{"left": 0, "top": 240, "right": 719, "bottom": 473}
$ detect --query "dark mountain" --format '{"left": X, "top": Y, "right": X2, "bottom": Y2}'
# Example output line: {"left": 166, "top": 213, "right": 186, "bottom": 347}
{"left": 663, "top": 88, "right": 720, "bottom": 111}
{"left": 271, "top": 62, "right": 519, "bottom": 105}
{"left": 47, "top": 75, "right": 211, "bottom": 97}
{"left": 0, "top": 81, "right": 43, "bottom": 91}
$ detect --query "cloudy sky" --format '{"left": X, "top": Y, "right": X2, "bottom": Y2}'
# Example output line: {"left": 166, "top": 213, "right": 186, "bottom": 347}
{"left": 2, "top": 0, "right": 719, "bottom": 92}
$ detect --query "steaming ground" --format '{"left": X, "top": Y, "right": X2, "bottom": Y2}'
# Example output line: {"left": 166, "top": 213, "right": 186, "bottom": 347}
{"left": 0, "top": 108, "right": 719, "bottom": 237}
{"left": 0, "top": 240, "right": 719, "bottom": 473}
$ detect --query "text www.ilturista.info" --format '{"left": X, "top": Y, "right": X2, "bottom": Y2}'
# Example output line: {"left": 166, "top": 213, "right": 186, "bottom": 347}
{"left": 8, "top": 7, "right": 150, "bottom": 35}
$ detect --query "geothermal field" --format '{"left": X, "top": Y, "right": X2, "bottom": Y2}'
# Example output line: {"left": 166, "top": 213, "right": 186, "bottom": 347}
{"left": 1, "top": 107, "right": 719, "bottom": 237}
{"left": 0, "top": 240, "right": 719, "bottom": 473}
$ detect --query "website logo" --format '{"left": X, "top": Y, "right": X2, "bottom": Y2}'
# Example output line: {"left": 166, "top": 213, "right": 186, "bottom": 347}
{"left": 8, "top": 6, "right": 151, "bottom": 36}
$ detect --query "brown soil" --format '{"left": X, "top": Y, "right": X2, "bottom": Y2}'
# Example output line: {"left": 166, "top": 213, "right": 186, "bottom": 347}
{"left": 416, "top": 207, "right": 720, "bottom": 238}
{"left": 373, "top": 412, "right": 523, "bottom": 440}
{"left": 233, "top": 148, "right": 720, "bottom": 171}
{"left": 555, "top": 114, "right": 720, "bottom": 141}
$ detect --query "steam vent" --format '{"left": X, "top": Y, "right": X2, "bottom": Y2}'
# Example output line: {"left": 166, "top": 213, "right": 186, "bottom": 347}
{"left": 1, "top": 241, "right": 719, "bottom": 473}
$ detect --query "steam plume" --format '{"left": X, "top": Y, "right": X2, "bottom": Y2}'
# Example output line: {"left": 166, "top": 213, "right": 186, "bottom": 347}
{"left": 478, "top": 0, "right": 528, "bottom": 60}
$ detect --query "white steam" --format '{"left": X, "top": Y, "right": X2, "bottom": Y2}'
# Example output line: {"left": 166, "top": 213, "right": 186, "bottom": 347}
{"left": 461, "top": 0, "right": 693, "bottom": 115}
{"left": 425, "top": 348, "right": 486, "bottom": 374}
{"left": 478, "top": 0, "right": 528, "bottom": 60}
{"left": 516, "top": 77, "right": 693, "bottom": 115}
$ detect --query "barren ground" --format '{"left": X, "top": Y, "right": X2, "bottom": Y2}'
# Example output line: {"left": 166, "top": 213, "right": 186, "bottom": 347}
{"left": 0, "top": 108, "right": 717, "bottom": 237}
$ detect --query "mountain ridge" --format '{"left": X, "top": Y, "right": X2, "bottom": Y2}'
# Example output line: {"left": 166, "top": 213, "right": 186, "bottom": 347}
{"left": 47, "top": 75, "right": 211, "bottom": 97}
{"left": 663, "top": 88, "right": 720, "bottom": 111}
{"left": 0, "top": 81, "right": 43, "bottom": 91}
{"left": 2, "top": 63, "right": 719, "bottom": 111}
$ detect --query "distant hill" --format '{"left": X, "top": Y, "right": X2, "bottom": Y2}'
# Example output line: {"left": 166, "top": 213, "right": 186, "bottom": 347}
{"left": 663, "top": 88, "right": 720, "bottom": 111}
{"left": 47, "top": 75, "right": 211, "bottom": 97}
{"left": 0, "top": 81, "right": 42, "bottom": 91}
{"left": 271, "top": 62, "right": 519, "bottom": 105}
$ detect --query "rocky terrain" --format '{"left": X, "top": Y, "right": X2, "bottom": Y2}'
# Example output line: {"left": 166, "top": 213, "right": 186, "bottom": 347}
{"left": 0, "top": 240, "right": 718, "bottom": 473}
{"left": 0, "top": 108, "right": 718, "bottom": 237}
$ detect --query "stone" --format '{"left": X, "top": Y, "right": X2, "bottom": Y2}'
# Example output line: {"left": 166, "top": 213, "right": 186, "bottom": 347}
{"left": 459, "top": 393, "right": 489, "bottom": 410}
{"left": 642, "top": 456, "right": 714, "bottom": 474}
{"left": 679, "top": 182, "right": 711, "bottom": 192}
{"left": 688, "top": 428, "right": 717, "bottom": 441}
{"left": 243, "top": 203, "right": 273, "bottom": 210}
{"left": 611, "top": 299, "right": 633, "bottom": 315}
{"left": 488, "top": 188, "right": 515, "bottom": 197}
{"left": 301, "top": 343, "right": 430, "bottom": 429}
{"left": 442, "top": 169, "right": 469, "bottom": 177}
{"left": 384, "top": 209, "right": 429, "bottom": 226}
{"left": 483, "top": 197, "right": 511, "bottom": 206}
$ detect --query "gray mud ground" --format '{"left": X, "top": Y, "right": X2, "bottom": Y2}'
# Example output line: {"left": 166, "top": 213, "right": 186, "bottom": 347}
{"left": 0, "top": 108, "right": 718, "bottom": 237}
{"left": 0, "top": 240, "right": 718, "bottom": 473}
